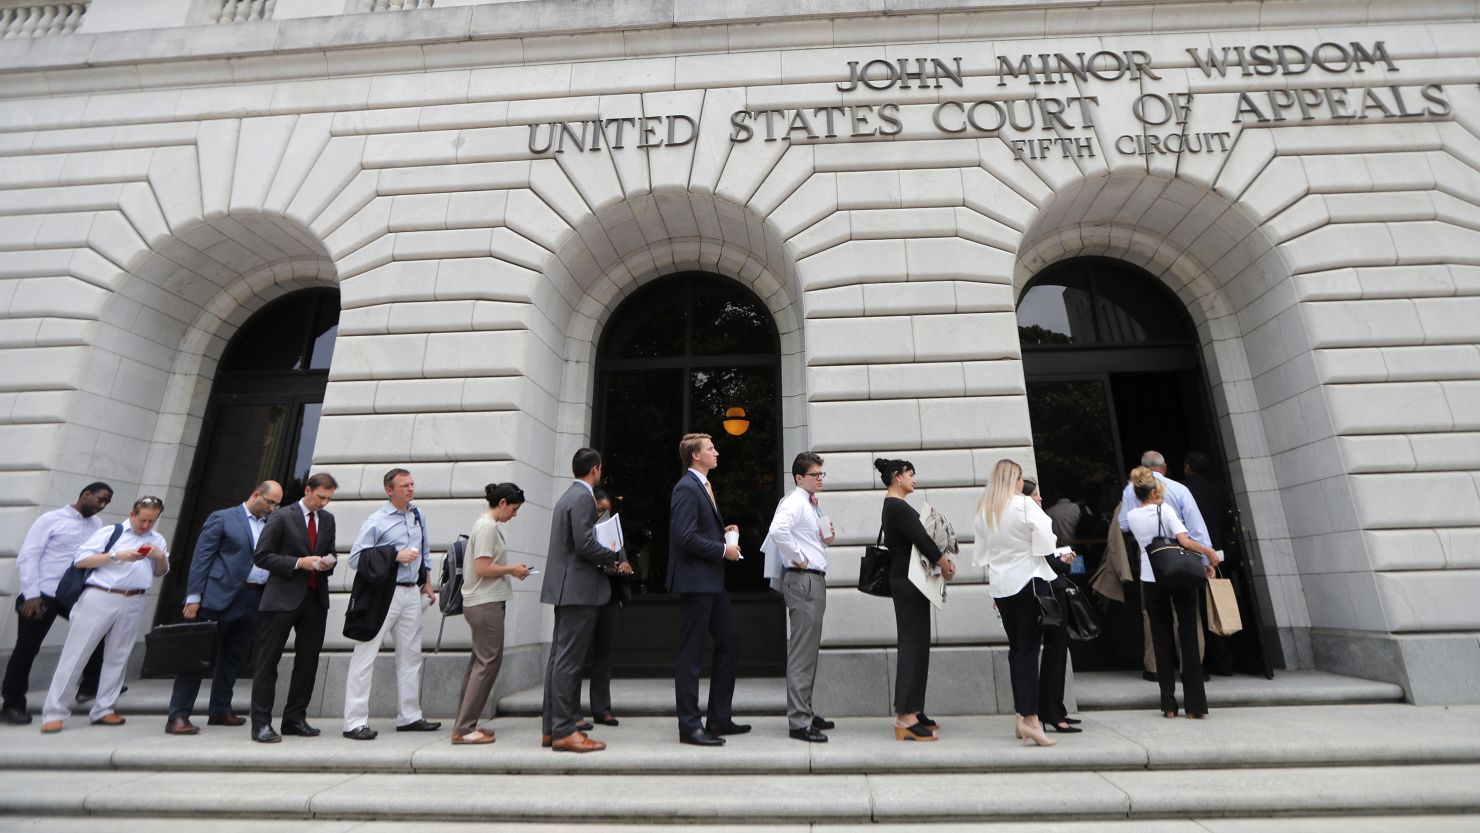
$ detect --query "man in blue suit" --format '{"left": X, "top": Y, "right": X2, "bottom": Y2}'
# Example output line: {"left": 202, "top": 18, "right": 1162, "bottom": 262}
{"left": 668, "top": 433, "right": 746, "bottom": 746}
{"left": 165, "top": 481, "right": 283, "bottom": 735}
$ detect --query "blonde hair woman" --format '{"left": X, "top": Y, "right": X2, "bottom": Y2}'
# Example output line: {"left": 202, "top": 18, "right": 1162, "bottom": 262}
{"left": 972, "top": 460, "right": 1067, "bottom": 747}
{"left": 1125, "top": 466, "right": 1221, "bottom": 719}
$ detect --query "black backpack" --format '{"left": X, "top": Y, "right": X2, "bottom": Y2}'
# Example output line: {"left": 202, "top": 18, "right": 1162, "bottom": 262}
{"left": 54, "top": 523, "right": 125, "bottom": 620}
{"left": 437, "top": 534, "right": 470, "bottom": 617}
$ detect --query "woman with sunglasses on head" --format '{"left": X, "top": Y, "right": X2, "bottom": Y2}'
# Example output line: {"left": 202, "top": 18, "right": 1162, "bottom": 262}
{"left": 973, "top": 461, "right": 1065, "bottom": 747}
{"left": 875, "top": 458, "right": 956, "bottom": 741}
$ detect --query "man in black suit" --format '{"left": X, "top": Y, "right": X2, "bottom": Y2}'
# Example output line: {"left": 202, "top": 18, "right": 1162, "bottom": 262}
{"left": 166, "top": 480, "right": 283, "bottom": 734}
{"left": 540, "top": 448, "right": 624, "bottom": 753}
{"left": 248, "top": 473, "right": 338, "bottom": 743}
{"left": 668, "top": 433, "right": 746, "bottom": 747}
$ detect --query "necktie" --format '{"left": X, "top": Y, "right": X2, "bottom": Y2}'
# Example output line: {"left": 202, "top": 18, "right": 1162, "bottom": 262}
{"left": 703, "top": 480, "right": 718, "bottom": 510}
{"left": 307, "top": 511, "right": 318, "bottom": 590}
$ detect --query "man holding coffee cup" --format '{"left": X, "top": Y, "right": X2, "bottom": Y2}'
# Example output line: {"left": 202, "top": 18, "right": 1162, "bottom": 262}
{"left": 341, "top": 468, "right": 440, "bottom": 740}
{"left": 668, "top": 433, "right": 747, "bottom": 746}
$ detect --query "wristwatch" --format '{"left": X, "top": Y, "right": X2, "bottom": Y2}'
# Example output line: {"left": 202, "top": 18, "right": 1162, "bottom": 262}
{"left": 107, "top": 552, "right": 118, "bottom": 562}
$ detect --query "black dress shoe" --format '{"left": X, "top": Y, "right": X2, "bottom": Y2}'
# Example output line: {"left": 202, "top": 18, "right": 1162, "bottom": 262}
{"left": 811, "top": 715, "right": 835, "bottom": 731}
{"left": 705, "top": 721, "right": 751, "bottom": 736}
{"left": 343, "top": 725, "right": 378, "bottom": 740}
{"left": 1043, "top": 721, "right": 1083, "bottom": 733}
{"left": 281, "top": 720, "right": 320, "bottom": 737}
{"left": 1, "top": 706, "right": 32, "bottom": 725}
{"left": 574, "top": 720, "right": 594, "bottom": 732}
{"left": 915, "top": 713, "right": 938, "bottom": 729}
{"left": 1142, "top": 671, "right": 1158, "bottom": 682}
{"left": 594, "top": 713, "right": 620, "bottom": 727}
{"left": 396, "top": 719, "right": 441, "bottom": 732}
{"left": 252, "top": 725, "right": 282, "bottom": 744}
{"left": 789, "top": 725, "right": 828, "bottom": 743}
{"left": 679, "top": 729, "right": 725, "bottom": 746}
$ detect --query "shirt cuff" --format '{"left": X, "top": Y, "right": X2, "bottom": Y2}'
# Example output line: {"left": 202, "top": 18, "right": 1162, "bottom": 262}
{"left": 185, "top": 594, "right": 201, "bottom": 604}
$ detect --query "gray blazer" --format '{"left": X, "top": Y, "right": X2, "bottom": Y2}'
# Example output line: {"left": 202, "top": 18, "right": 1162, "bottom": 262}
{"left": 540, "top": 482, "right": 617, "bottom": 607}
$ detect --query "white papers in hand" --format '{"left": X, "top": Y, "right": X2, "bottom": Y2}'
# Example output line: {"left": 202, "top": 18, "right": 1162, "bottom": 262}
{"left": 594, "top": 513, "right": 624, "bottom": 551}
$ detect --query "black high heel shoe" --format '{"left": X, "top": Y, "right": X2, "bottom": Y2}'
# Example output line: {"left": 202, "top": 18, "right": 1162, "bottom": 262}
{"left": 1043, "top": 721, "right": 1082, "bottom": 733}
{"left": 1063, "top": 717, "right": 1082, "bottom": 725}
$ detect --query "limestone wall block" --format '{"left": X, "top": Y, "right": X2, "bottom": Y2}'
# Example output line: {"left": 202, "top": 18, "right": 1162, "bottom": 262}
{"left": 1350, "top": 471, "right": 1480, "bottom": 529}
{"left": 1327, "top": 381, "right": 1453, "bottom": 435}
{"left": 805, "top": 314, "right": 912, "bottom": 365}
{"left": 1378, "top": 569, "right": 1480, "bottom": 632}
{"left": 808, "top": 398, "right": 921, "bottom": 451}
{"left": 918, "top": 395, "right": 1032, "bottom": 449}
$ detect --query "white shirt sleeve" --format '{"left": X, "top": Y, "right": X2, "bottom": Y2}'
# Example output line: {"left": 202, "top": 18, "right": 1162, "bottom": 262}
{"left": 1025, "top": 497, "right": 1058, "bottom": 557}
{"left": 73, "top": 525, "right": 113, "bottom": 566}
{"left": 15, "top": 514, "right": 53, "bottom": 600}
{"left": 767, "top": 495, "right": 803, "bottom": 564}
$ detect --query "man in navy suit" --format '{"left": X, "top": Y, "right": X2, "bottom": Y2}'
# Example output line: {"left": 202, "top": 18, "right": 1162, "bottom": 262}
{"left": 668, "top": 433, "right": 747, "bottom": 746}
{"left": 166, "top": 481, "right": 283, "bottom": 735}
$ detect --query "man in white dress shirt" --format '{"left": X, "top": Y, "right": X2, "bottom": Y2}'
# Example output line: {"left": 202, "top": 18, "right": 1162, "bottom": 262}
{"left": 40, "top": 496, "right": 170, "bottom": 732}
{"left": 762, "top": 452, "right": 836, "bottom": 743}
{"left": 2, "top": 482, "right": 114, "bottom": 725}
{"left": 341, "top": 468, "right": 440, "bottom": 740}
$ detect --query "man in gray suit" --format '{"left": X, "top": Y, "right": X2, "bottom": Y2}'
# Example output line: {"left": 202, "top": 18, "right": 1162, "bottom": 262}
{"left": 540, "top": 447, "right": 625, "bottom": 753}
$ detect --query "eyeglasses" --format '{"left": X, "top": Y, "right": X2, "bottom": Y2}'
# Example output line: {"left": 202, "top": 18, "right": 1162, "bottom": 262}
{"left": 802, "top": 471, "right": 826, "bottom": 480}
{"left": 264, "top": 499, "right": 281, "bottom": 510}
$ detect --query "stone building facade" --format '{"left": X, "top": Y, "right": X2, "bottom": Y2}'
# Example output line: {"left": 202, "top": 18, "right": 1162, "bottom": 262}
{"left": 1, "top": 0, "right": 1478, "bottom": 712}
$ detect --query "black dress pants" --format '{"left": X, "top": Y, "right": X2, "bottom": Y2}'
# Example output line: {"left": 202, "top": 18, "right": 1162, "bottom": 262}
{"left": 586, "top": 596, "right": 621, "bottom": 718}
{"left": 1038, "top": 591, "right": 1070, "bottom": 724}
{"left": 1144, "top": 580, "right": 1208, "bottom": 715}
{"left": 996, "top": 581, "right": 1043, "bottom": 717}
{"left": 3, "top": 596, "right": 103, "bottom": 710}
{"left": 674, "top": 591, "right": 739, "bottom": 734}
{"left": 250, "top": 593, "right": 326, "bottom": 729}
{"left": 890, "top": 578, "right": 931, "bottom": 715}
{"left": 169, "top": 587, "right": 262, "bottom": 720}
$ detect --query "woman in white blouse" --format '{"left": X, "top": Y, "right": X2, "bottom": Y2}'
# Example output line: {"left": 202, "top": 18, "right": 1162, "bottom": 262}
{"left": 972, "top": 460, "right": 1070, "bottom": 747}
{"left": 1125, "top": 466, "right": 1221, "bottom": 719}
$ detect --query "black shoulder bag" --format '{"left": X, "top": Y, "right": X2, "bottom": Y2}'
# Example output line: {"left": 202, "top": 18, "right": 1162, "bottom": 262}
{"left": 857, "top": 525, "right": 892, "bottom": 598}
{"left": 1147, "top": 504, "right": 1206, "bottom": 590}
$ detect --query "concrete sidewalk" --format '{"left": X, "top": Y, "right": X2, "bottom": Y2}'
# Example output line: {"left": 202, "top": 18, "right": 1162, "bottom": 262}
{"left": 3, "top": 703, "right": 1479, "bottom": 775}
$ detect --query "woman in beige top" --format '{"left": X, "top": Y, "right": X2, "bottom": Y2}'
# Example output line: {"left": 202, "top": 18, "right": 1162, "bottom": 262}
{"left": 451, "top": 483, "right": 532, "bottom": 744}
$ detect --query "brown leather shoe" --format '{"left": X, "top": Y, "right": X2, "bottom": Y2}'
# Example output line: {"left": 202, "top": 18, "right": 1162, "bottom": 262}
{"left": 165, "top": 717, "right": 200, "bottom": 735}
{"left": 40, "top": 720, "right": 63, "bottom": 734}
{"left": 207, "top": 712, "right": 245, "bottom": 727}
{"left": 91, "top": 713, "right": 126, "bottom": 726}
{"left": 541, "top": 734, "right": 552, "bottom": 748}
{"left": 551, "top": 731, "right": 606, "bottom": 753}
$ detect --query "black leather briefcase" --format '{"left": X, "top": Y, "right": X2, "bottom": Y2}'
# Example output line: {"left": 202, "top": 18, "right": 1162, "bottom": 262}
{"left": 141, "top": 621, "right": 218, "bottom": 678}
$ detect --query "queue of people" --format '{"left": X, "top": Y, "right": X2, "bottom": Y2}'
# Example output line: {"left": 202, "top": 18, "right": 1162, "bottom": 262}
{"left": 3, "top": 437, "right": 1225, "bottom": 748}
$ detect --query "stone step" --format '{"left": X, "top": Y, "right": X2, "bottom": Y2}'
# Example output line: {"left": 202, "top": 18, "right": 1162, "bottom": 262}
{"left": 7, "top": 817, "right": 1480, "bottom": 833}
{"left": 3, "top": 763, "right": 1477, "bottom": 823}
{"left": 5, "top": 705, "right": 1478, "bottom": 776}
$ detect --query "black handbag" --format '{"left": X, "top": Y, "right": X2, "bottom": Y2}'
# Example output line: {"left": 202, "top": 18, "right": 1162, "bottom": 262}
{"left": 1058, "top": 577, "right": 1101, "bottom": 641}
{"left": 857, "top": 526, "right": 892, "bottom": 597}
{"left": 1147, "top": 504, "right": 1206, "bottom": 589}
{"left": 141, "top": 621, "right": 218, "bottom": 678}
{"left": 1031, "top": 578, "right": 1064, "bottom": 628}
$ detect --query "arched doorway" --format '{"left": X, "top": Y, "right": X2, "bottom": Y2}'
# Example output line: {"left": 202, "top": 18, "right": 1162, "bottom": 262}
{"left": 592, "top": 273, "right": 785, "bottom": 676}
{"left": 159, "top": 288, "right": 340, "bottom": 615}
{"left": 1018, "top": 257, "right": 1268, "bottom": 674}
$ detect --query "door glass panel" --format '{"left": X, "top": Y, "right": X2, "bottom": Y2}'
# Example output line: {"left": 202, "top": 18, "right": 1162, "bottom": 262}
{"left": 1017, "top": 274, "right": 1094, "bottom": 345}
{"left": 598, "top": 369, "right": 685, "bottom": 595}
{"left": 285, "top": 402, "right": 324, "bottom": 499}
{"left": 689, "top": 365, "right": 778, "bottom": 592}
{"left": 689, "top": 284, "right": 777, "bottom": 356}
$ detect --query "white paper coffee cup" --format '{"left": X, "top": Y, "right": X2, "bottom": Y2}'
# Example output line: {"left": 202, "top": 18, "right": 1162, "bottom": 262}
{"left": 724, "top": 530, "right": 739, "bottom": 547}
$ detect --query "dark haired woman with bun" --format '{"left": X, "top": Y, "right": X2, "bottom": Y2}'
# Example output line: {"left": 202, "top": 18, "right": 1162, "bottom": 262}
{"left": 451, "top": 482, "right": 531, "bottom": 744}
{"left": 875, "top": 458, "right": 957, "bottom": 740}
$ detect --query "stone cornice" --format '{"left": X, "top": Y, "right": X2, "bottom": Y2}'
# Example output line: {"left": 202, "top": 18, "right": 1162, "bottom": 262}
{"left": 0, "top": 0, "right": 1475, "bottom": 95}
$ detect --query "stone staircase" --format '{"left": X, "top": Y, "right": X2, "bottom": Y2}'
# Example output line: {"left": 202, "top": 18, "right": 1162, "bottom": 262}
{"left": 2, "top": 693, "right": 1477, "bottom": 828}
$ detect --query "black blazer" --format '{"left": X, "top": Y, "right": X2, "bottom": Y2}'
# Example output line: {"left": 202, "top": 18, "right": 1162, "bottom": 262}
{"left": 666, "top": 472, "right": 726, "bottom": 594}
{"left": 343, "top": 544, "right": 398, "bottom": 642}
{"left": 254, "top": 503, "right": 336, "bottom": 613}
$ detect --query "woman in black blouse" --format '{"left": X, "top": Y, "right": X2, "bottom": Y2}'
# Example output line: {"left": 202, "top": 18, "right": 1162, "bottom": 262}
{"left": 875, "top": 458, "right": 956, "bottom": 741}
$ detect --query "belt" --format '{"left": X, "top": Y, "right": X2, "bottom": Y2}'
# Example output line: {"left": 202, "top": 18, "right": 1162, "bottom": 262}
{"left": 242, "top": 582, "right": 265, "bottom": 591}
{"left": 86, "top": 585, "right": 146, "bottom": 597}
{"left": 395, "top": 581, "right": 420, "bottom": 587}
{"left": 784, "top": 567, "right": 825, "bottom": 576}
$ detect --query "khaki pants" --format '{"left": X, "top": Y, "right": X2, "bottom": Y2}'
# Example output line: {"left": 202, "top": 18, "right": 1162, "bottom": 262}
{"left": 453, "top": 601, "right": 506, "bottom": 736}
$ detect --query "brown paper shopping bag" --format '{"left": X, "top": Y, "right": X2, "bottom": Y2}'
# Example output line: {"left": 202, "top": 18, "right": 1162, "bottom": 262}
{"left": 1206, "top": 571, "right": 1243, "bottom": 636}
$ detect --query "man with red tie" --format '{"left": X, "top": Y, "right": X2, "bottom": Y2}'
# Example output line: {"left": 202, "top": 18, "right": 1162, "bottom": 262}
{"left": 248, "top": 473, "right": 338, "bottom": 743}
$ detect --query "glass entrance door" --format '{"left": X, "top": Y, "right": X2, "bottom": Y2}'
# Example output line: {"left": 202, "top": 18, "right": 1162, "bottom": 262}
{"left": 593, "top": 274, "right": 785, "bottom": 676}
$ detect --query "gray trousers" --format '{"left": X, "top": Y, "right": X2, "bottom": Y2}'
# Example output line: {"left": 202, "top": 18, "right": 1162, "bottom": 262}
{"left": 782, "top": 571, "right": 826, "bottom": 731}
{"left": 542, "top": 604, "right": 599, "bottom": 739}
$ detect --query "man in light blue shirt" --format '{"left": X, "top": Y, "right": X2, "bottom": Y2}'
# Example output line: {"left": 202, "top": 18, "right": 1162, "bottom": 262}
{"left": 1118, "top": 451, "right": 1211, "bottom": 548}
{"left": 341, "top": 468, "right": 439, "bottom": 739}
{"left": 1118, "top": 450, "right": 1210, "bottom": 677}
